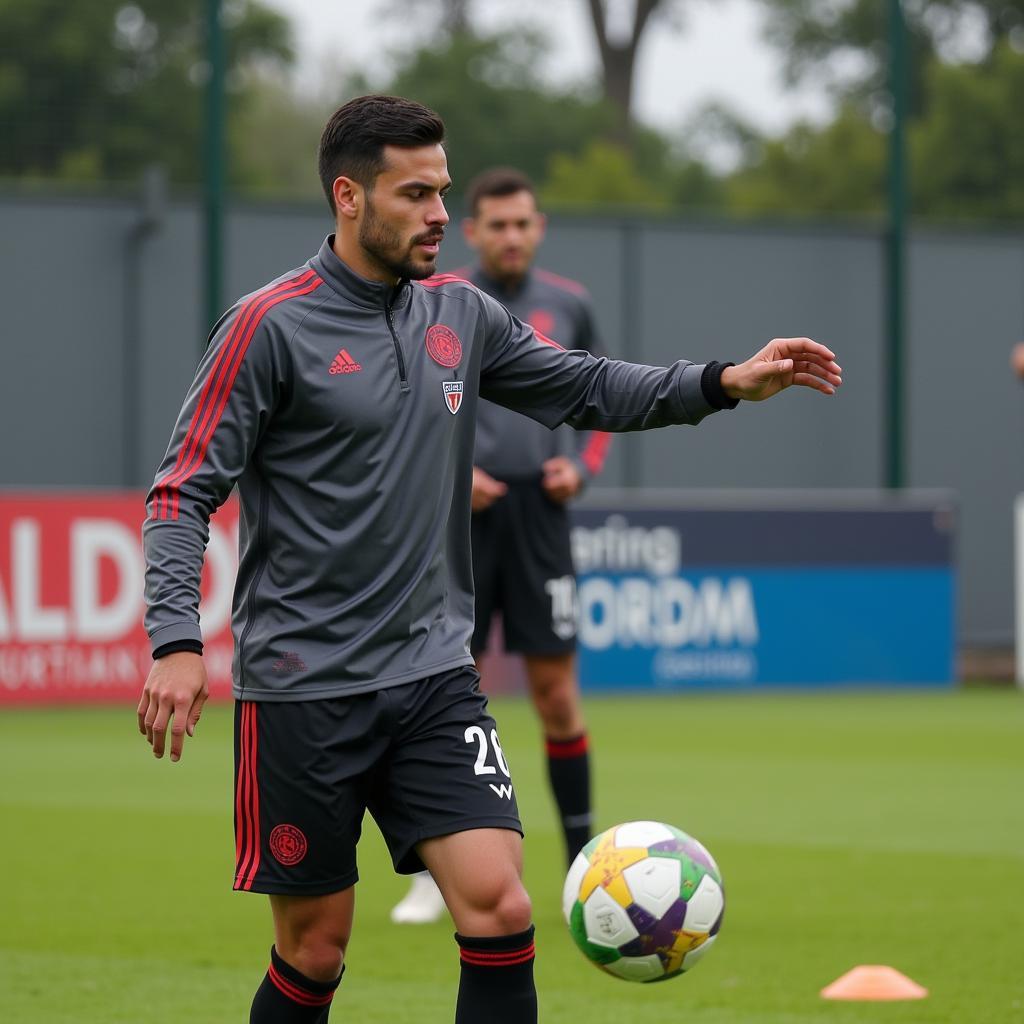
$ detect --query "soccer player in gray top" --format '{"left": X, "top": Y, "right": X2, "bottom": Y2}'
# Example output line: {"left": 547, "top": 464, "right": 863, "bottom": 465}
{"left": 391, "top": 168, "right": 611, "bottom": 926}
{"left": 137, "top": 95, "right": 842, "bottom": 1024}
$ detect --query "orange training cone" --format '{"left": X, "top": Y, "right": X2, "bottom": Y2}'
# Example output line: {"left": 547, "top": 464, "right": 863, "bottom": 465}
{"left": 821, "top": 965, "right": 928, "bottom": 1001}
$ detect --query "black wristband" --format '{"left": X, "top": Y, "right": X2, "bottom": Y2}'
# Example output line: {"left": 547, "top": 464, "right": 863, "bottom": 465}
{"left": 153, "top": 638, "right": 204, "bottom": 660}
{"left": 701, "top": 361, "right": 740, "bottom": 410}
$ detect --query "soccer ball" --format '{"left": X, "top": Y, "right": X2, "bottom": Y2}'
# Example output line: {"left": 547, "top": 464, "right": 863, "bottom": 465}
{"left": 562, "top": 820, "right": 725, "bottom": 983}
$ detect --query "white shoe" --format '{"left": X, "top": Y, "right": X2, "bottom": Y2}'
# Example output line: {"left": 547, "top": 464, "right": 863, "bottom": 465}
{"left": 390, "top": 871, "right": 447, "bottom": 924}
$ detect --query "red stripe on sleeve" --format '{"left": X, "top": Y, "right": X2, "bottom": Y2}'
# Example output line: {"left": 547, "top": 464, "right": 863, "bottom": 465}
{"left": 153, "top": 272, "right": 312, "bottom": 519}
{"left": 418, "top": 273, "right": 473, "bottom": 289}
{"left": 164, "top": 271, "right": 322, "bottom": 519}
{"left": 580, "top": 431, "right": 612, "bottom": 476}
{"left": 535, "top": 267, "right": 587, "bottom": 296}
{"left": 170, "top": 272, "right": 323, "bottom": 519}
{"left": 151, "top": 270, "right": 322, "bottom": 520}
{"left": 534, "top": 329, "right": 564, "bottom": 351}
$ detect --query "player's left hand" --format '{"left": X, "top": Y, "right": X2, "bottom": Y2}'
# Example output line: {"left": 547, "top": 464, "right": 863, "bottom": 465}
{"left": 722, "top": 338, "right": 842, "bottom": 402}
{"left": 542, "top": 456, "right": 584, "bottom": 503}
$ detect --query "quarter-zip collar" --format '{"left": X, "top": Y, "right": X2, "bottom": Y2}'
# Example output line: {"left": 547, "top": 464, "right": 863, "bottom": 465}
{"left": 311, "top": 235, "right": 410, "bottom": 311}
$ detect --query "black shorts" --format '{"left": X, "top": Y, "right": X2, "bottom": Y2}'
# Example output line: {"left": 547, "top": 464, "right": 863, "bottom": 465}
{"left": 471, "top": 478, "right": 578, "bottom": 656}
{"left": 232, "top": 667, "right": 522, "bottom": 896}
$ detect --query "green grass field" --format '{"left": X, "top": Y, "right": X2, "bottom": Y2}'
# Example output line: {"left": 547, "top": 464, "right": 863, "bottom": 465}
{"left": 1, "top": 689, "right": 1022, "bottom": 1023}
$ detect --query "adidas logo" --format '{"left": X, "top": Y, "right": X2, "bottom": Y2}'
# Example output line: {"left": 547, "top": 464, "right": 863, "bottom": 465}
{"left": 329, "top": 349, "right": 361, "bottom": 375}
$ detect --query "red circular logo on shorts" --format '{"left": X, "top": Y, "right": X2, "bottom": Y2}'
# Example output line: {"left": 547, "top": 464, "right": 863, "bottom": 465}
{"left": 425, "top": 324, "right": 462, "bottom": 368}
{"left": 269, "top": 824, "right": 308, "bottom": 866}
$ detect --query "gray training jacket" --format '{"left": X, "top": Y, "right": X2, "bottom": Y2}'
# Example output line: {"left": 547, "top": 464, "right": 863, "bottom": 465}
{"left": 462, "top": 266, "right": 610, "bottom": 484}
{"left": 143, "top": 237, "right": 725, "bottom": 702}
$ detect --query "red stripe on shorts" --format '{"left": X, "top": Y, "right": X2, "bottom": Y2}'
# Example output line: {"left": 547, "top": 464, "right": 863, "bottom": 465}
{"left": 234, "top": 702, "right": 261, "bottom": 890}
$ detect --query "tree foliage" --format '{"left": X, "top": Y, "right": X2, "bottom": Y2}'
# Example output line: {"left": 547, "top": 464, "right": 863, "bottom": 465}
{"left": 721, "top": 39, "right": 1024, "bottom": 221}
{"left": 372, "top": 25, "right": 720, "bottom": 213}
{"left": 542, "top": 140, "right": 673, "bottom": 209}
{"left": 911, "top": 41, "right": 1024, "bottom": 218}
{"left": 3, "top": 0, "right": 1022, "bottom": 223}
{"left": 380, "top": 30, "right": 618, "bottom": 197}
{"left": 583, "top": 0, "right": 677, "bottom": 143}
{"left": 733, "top": 1, "right": 1024, "bottom": 220}
{"left": 378, "top": 0, "right": 686, "bottom": 146}
{"left": 756, "top": 0, "right": 1024, "bottom": 115}
{"left": 228, "top": 78, "right": 335, "bottom": 199}
{"left": 0, "top": 0, "right": 293, "bottom": 185}
{"left": 726, "top": 106, "right": 887, "bottom": 217}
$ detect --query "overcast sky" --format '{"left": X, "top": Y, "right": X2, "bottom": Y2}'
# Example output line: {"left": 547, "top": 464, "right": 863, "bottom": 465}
{"left": 266, "top": 0, "right": 833, "bottom": 139}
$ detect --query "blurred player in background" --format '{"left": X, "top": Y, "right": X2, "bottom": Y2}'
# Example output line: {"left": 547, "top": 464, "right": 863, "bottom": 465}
{"left": 392, "top": 169, "right": 609, "bottom": 925}
{"left": 137, "top": 95, "right": 842, "bottom": 1024}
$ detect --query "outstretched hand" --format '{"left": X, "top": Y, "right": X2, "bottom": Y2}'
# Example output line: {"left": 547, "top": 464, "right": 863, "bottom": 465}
{"left": 721, "top": 338, "right": 842, "bottom": 402}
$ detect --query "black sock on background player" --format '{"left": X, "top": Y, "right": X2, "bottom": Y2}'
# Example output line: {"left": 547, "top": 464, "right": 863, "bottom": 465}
{"left": 250, "top": 946, "right": 342, "bottom": 1023}
{"left": 546, "top": 733, "right": 592, "bottom": 864}
{"left": 455, "top": 927, "right": 537, "bottom": 1024}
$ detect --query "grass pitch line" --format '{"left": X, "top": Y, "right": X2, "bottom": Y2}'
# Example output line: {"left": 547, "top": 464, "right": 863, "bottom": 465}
{"left": 820, "top": 965, "right": 929, "bottom": 1000}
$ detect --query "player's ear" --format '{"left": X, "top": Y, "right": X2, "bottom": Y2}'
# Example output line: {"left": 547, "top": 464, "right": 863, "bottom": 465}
{"left": 333, "top": 176, "right": 361, "bottom": 221}
{"left": 536, "top": 211, "right": 548, "bottom": 243}
{"left": 462, "top": 216, "right": 479, "bottom": 248}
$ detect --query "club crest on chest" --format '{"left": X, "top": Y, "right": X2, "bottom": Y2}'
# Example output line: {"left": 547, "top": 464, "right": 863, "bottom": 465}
{"left": 443, "top": 380, "right": 464, "bottom": 415}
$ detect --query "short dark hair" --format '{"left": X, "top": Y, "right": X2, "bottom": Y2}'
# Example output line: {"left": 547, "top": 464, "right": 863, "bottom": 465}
{"left": 318, "top": 95, "right": 446, "bottom": 214}
{"left": 465, "top": 167, "right": 536, "bottom": 217}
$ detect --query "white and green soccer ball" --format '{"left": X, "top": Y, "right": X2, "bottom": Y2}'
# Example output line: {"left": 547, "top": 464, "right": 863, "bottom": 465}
{"left": 562, "top": 820, "right": 725, "bottom": 983}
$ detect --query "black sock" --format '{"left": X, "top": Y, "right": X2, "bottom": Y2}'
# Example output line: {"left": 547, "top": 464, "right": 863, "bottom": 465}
{"left": 250, "top": 945, "right": 343, "bottom": 1023}
{"left": 546, "top": 733, "right": 592, "bottom": 864}
{"left": 455, "top": 926, "right": 537, "bottom": 1024}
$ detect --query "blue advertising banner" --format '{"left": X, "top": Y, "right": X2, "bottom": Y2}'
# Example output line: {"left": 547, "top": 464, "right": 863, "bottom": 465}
{"left": 569, "top": 494, "right": 956, "bottom": 690}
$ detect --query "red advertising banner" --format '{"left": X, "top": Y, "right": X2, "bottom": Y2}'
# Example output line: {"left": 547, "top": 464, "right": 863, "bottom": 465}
{"left": 0, "top": 493, "right": 239, "bottom": 705}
